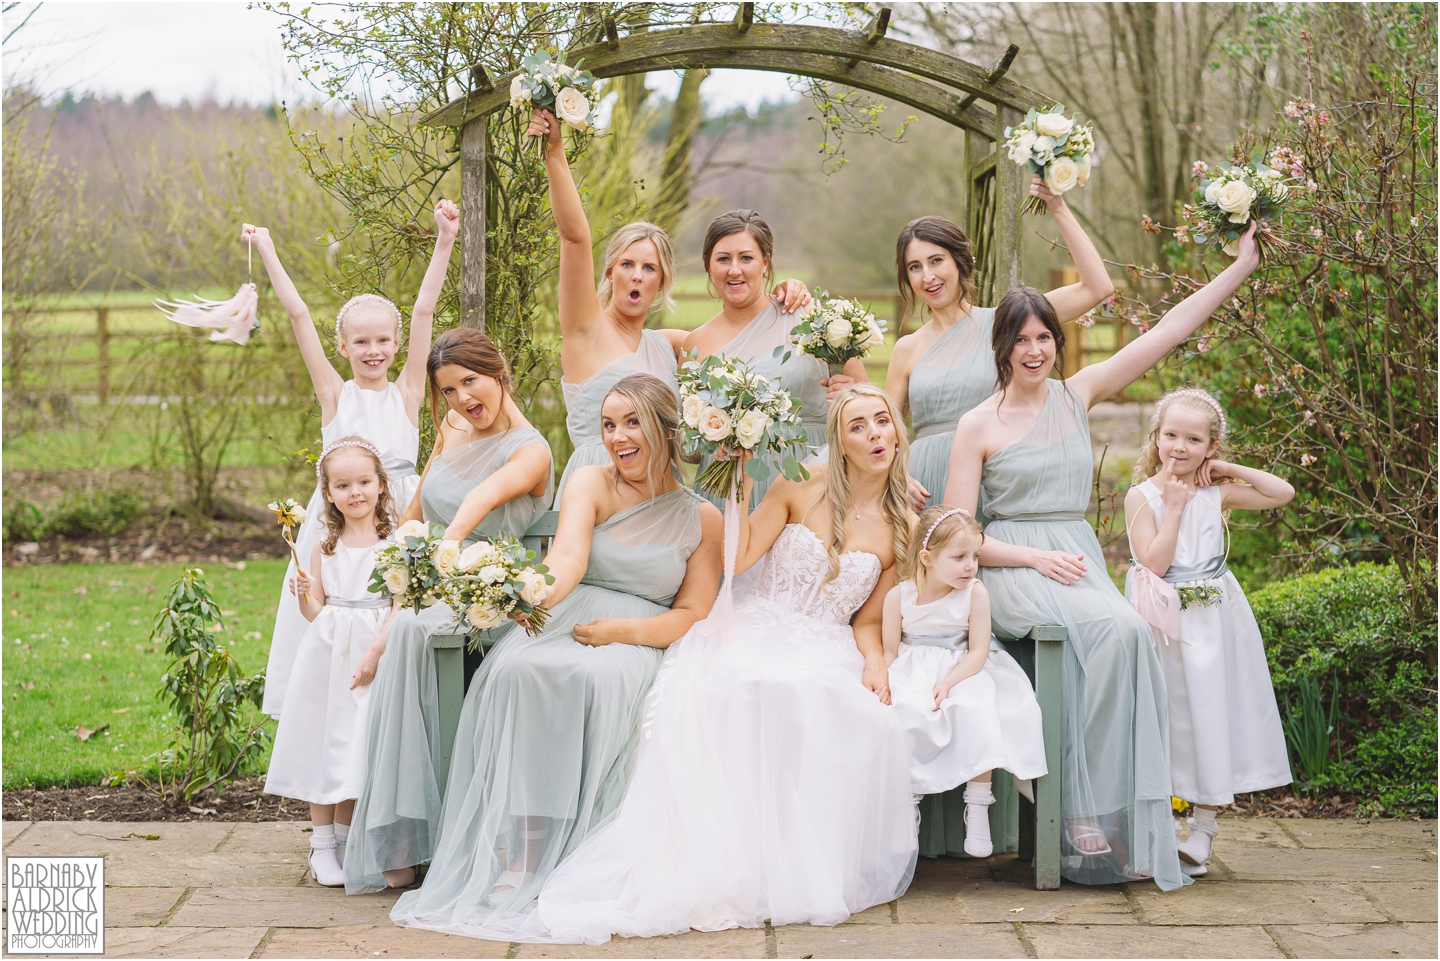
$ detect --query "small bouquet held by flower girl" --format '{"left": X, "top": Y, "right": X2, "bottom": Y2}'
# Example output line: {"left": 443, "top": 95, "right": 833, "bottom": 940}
{"left": 269, "top": 497, "right": 309, "bottom": 601}
{"left": 1182, "top": 155, "right": 1292, "bottom": 259}
{"left": 509, "top": 51, "right": 596, "bottom": 134}
{"left": 434, "top": 537, "right": 553, "bottom": 646}
{"left": 370, "top": 520, "right": 449, "bottom": 613}
{"left": 1002, "top": 105, "right": 1095, "bottom": 215}
{"left": 788, "top": 290, "right": 887, "bottom": 379}
{"left": 678, "top": 354, "right": 811, "bottom": 502}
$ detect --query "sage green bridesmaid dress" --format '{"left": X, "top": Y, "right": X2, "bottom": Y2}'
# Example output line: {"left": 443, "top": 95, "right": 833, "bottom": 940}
{"left": 977, "top": 380, "right": 1186, "bottom": 891}
{"left": 557, "top": 330, "right": 678, "bottom": 497}
{"left": 696, "top": 303, "right": 827, "bottom": 509}
{"left": 344, "top": 427, "right": 553, "bottom": 895}
{"left": 390, "top": 486, "right": 707, "bottom": 937}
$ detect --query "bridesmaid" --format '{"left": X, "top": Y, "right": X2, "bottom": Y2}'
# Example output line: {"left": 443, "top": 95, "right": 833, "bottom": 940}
{"left": 886, "top": 176, "right": 1112, "bottom": 513}
{"left": 944, "top": 223, "right": 1261, "bottom": 890}
{"left": 390, "top": 373, "right": 723, "bottom": 938}
{"left": 682, "top": 209, "right": 851, "bottom": 507}
{"left": 345, "top": 328, "right": 554, "bottom": 893}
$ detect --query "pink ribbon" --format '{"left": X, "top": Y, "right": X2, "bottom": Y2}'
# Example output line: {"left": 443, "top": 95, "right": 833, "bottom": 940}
{"left": 1130, "top": 565, "right": 1183, "bottom": 645}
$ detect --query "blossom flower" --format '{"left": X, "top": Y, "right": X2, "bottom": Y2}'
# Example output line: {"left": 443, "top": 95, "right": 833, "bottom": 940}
{"left": 1192, "top": 160, "right": 1209, "bottom": 178}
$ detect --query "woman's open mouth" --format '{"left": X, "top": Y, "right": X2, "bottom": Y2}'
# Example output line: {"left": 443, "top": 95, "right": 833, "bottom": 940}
{"left": 726, "top": 279, "right": 747, "bottom": 292}
{"left": 627, "top": 289, "right": 643, "bottom": 304}
{"left": 924, "top": 282, "right": 944, "bottom": 296}
{"left": 870, "top": 444, "right": 888, "bottom": 458}
{"left": 1021, "top": 359, "right": 1045, "bottom": 372}
{"left": 465, "top": 402, "right": 485, "bottom": 420}
{"left": 615, "top": 445, "right": 640, "bottom": 465}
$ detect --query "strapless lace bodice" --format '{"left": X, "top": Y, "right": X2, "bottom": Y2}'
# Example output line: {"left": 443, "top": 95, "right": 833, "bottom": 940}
{"left": 743, "top": 525, "right": 881, "bottom": 625}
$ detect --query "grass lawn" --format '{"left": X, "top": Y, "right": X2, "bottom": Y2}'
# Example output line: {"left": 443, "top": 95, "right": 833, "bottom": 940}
{"left": 1, "top": 560, "right": 285, "bottom": 790}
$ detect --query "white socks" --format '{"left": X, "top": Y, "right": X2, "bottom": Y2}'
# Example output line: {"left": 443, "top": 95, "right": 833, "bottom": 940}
{"left": 962, "top": 781, "right": 995, "bottom": 858}
{"left": 333, "top": 822, "right": 349, "bottom": 869}
{"left": 309, "top": 824, "right": 344, "bottom": 886}
{"left": 1178, "top": 809, "right": 1218, "bottom": 867}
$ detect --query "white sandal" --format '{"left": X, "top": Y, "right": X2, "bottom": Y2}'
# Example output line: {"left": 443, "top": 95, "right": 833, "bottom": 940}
{"left": 1064, "top": 819, "right": 1113, "bottom": 857}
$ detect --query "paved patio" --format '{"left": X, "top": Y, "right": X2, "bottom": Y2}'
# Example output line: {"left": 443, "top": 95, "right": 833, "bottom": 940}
{"left": 2, "top": 818, "right": 1434, "bottom": 958}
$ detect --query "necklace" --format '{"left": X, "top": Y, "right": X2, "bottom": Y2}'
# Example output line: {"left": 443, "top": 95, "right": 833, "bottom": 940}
{"left": 851, "top": 495, "right": 883, "bottom": 520}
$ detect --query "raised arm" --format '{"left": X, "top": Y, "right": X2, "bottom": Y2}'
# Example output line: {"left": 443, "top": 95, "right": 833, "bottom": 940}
{"left": 1210, "top": 461, "right": 1296, "bottom": 511}
{"left": 1034, "top": 176, "right": 1115, "bottom": 322}
{"left": 395, "top": 200, "right": 459, "bottom": 407}
{"left": 530, "top": 109, "right": 605, "bottom": 343}
{"left": 1068, "top": 222, "right": 1260, "bottom": 409}
{"left": 1126, "top": 464, "right": 1188, "bottom": 576}
{"left": 734, "top": 471, "right": 806, "bottom": 574}
{"left": 440, "top": 442, "right": 553, "bottom": 543}
{"left": 243, "top": 224, "right": 343, "bottom": 415}
{"left": 573, "top": 501, "right": 724, "bottom": 649}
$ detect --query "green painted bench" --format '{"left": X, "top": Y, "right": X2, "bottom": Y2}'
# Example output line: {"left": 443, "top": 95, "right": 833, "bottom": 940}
{"left": 427, "top": 509, "right": 1066, "bottom": 891}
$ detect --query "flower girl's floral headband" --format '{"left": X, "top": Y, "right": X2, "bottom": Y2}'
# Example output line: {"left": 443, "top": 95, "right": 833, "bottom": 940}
{"left": 335, "top": 294, "right": 403, "bottom": 340}
{"left": 316, "top": 438, "right": 385, "bottom": 477}
{"left": 922, "top": 507, "right": 972, "bottom": 550}
{"left": 1158, "top": 388, "right": 1227, "bottom": 439}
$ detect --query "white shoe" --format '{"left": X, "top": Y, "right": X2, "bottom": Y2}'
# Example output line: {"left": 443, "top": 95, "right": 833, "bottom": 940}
{"left": 335, "top": 841, "right": 346, "bottom": 869}
{"left": 1181, "top": 860, "right": 1208, "bottom": 877}
{"left": 1177, "top": 817, "right": 1216, "bottom": 866}
{"left": 962, "top": 801, "right": 993, "bottom": 858}
{"left": 308, "top": 843, "right": 345, "bottom": 886}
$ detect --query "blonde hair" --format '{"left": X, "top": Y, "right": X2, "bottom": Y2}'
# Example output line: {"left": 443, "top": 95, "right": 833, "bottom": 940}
{"left": 1135, "top": 387, "right": 1230, "bottom": 482}
{"left": 604, "top": 373, "right": 684, "bottom": 494}
{"left": 336, "top": 294, "right": 402, "bottom": 342}
{"left": 822, "top": 384, "right": 913, "bottom": 584}
{"left": 901, "top": 505, "right": 984, "bottom": 591}
{"left": 317, "top": 435, "right": 395, "bottom": 554}
{"left": 596, "top": 222, "right": 677, "bottom": 315}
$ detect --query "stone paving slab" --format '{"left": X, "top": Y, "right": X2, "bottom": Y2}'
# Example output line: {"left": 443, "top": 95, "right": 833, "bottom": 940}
{"left": 1271, "top": 921, "right": 1438, "bottom": 958}
{"left": 1360, "top": 881, "right": 1440, "bottom": 923}
{"left": 1132, "top": 880, "right": 1385, "bottom": 925}
{"left": 4, "top": 821, "right": 232, "bottom": 857}
{"left": 171, "top": 887, "right": 404, "bottom": 928}
{"left": 96, "top": 925, "right": 269, "bottom": 958}
{"left": 255, "top": 923, "right": 512, "bottom": 958}
{"left": 774, "top": 921, "right": 1028, "bottom": 959}
{"left": 1021, "top": 922, "right": 1285, "bottom": 958}
{"left": 102, "top": 851, "right": 310, "bottom": 887}
{"left": 1212, "top": 844, "right": 1436, "bottom": 882}
{"left": 899, "top": 881, "right": 1136, "bottom": 925}
{"left": 217, "top": 821, "right": 313, "bottom": 854}
{"left": 515, "top": 927, "right": 769, "bottom": 958}
{"left": 1279, "top": 820, "right": 1439, "bottom": 850}
{"left": 103, "top": 886, "right": 186, "bottom": 927}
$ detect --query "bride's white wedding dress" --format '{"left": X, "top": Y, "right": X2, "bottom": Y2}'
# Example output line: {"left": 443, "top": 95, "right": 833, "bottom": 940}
{"left": 518, "top": 523, "right": 918, "bottom": 944}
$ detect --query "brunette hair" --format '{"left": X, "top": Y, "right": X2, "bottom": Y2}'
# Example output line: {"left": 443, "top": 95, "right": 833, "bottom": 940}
{"left": 596, "top": 222, "right": 677, "bottom": 315}
{"left": 426, "top": 328, "right": 512, "bottom": 452}
{"left": 702, "top": 209, "right": 775, "bottom": 291}
{"left": 894, "top": 216, "right": 978, "bottom": 323}
{"left": 1135, "top": 387, "right": 1231, "bottom": 482}
{"left": 900, "top": 505, "right": 983, "bottom": 591}
{"left": 992, "top": 286, "right": 1066, "bottom": 397}
{"left": 317, "top": 436, "right": 395, "bottom": 555}
{"left": 604, "top": 373, "right": 684, "bottom": 493}
{"left": 822, "top": 384, "right": 913, "bottom": 584}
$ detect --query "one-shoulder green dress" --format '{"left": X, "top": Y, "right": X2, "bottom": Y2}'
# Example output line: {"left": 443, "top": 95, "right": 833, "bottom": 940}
{"left": 344, "top": 427, "right": 553, "bottom": 895}
{"left": 390, "top": 486, "right": 707, "bottom": 937}
{"left": 906, "top": 308, "right": 996, "bottom": 510}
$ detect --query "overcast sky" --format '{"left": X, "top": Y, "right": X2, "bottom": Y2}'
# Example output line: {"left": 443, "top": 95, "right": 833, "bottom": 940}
{"left": 1, "top": 2, "right": 799, "bottom": 112}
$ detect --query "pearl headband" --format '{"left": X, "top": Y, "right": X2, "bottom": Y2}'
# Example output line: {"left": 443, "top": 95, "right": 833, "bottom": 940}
{"left": 1159, "top": 388, "right": 1227, "bottom": 439}
{"left": 316, "top": 438, "right": 384, "bottom": 478}
{"left": 335, "top": 294, "right": 402, "bottom": 340}
{"left": 921, "top": 507, "right": 972, "bottom": 550}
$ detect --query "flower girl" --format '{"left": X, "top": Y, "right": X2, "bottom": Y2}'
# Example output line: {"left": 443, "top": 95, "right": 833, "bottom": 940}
{"left": 1124, "top": 388, "right": 1295, "bottom": 877}
{"left": 249, "top": 200, "right": 457, "bottom": 719}
{"left": 264, "top": 437, "right": 399, "bottom": 887}
{"left": 882, "top": 506, "right": 1047, "bottom": 857}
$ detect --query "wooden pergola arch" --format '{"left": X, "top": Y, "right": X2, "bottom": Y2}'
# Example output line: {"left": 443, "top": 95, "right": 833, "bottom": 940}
{"left": 419, "top": 4, "right": 1055, "bottom": 329}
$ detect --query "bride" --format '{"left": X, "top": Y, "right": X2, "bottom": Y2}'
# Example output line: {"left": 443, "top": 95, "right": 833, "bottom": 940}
{"left": 520, "top": 383, "right": 919, "bottom": 943}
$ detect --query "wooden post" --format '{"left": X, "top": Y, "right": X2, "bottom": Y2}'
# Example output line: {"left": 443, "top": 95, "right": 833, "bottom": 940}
{"left": 460, "top": 114, "right": 487, "bottom": 330}
{"left": 1031, "top": 625, "right": 1066, "bottom": 890}
{"left": 429, "top": 633, "right": 465, "bottom": 792}
{"left": 993, "top": 104, "right": 1025, "bottom": 299}
{"left": 96, "top": 307, "right": 110, "bottom": 406}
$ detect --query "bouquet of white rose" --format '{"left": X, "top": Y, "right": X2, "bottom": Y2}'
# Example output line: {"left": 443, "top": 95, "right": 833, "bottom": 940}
{"left": 677, "top": 353, "right": 810, "bottom": 502}
{"left": 509, "top": 51, "right": 596, "bottom": 138}
{"left": 788, "top": 289, "right": 887, "bottom": 379}
{"left": 1002, "top": 105, "right": 1095, "bottom": 215}
{"left": 434, "top": 537, "right": 554, "bottom": 647}
{"left": 1181, "top": 156, "right": 1291, "bottom": 260}
{"left": 369, "top": 520, "right": 449, "bottom": 614}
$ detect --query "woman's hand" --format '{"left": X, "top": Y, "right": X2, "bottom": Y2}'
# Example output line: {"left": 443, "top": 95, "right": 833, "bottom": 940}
{"left": 1235, "top": 219, "right": 1262, "bottom": 272}
{"left": 573, "top": 618, "right": 626, "bottom": 647}
{"left": 1030, "top": 549, "right": 1086, "bottom": 585}
{"left": 351, "top": 644, "right": 383, "bottom": 689}
{"left": 1030, "top": 173, "right": 1066, "bottom": 212}
{"left": 905, "top": 476, "right": 930, "bottom": 513}
{"left": 771, "top": 278, "right": 813, "bottom": 314}
{"left": 434, "top": 198, "right": 460, "bottom": 242}
{"left": 241, "top": 223, "right": 272, "bottom": 249}
{"left": 526, "top": 107, "right": 563, "bottom": 152}
{"left": 862, "top": 657, "right": 891, "bottom": 705}
{"left": 822, "top": 373, "right": 856, "bottom": 398}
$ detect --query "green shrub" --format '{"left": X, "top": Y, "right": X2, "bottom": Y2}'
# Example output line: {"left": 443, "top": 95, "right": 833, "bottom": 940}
{"left": 3, "top": 500, "right": 46, "bottom": 542}
{"left": 1252, "top": 563, "right": 1436, "bottom": 815}
{"left": 47, "top": 488, "right": 147, "bottom": 538}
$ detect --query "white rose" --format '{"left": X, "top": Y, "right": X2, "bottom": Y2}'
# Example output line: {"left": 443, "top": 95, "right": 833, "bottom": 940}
{"left": 1006, "top": 129, "right": 1037, "bottom": 164}
{"left": 554, "top": 87, "right": 590, "bottom": 129}
{"left": 862, "top": 321, "right": 886, "bottom": 349}
{"left": 734, "top": 409, "right": 772, "bottom": 450}
{"left": 466, "top": 602, "right": 505, "bottom": 631}
{"left": 1076, "top": 154, "right": 1092, "bottom": 186}
{"left": 698, "top": 406, "right": 732, "bottom": 442}
{"left": 1032, "top": 135, "right": 1056, "bottom": 156}
{"left": 1044, "top": 156, "right": 1081, "bottom": 194}
{"left": 824, "top": 316, "right": 852, "bottom": 349}
{"left": 556, "top": 63, "right": 578, "bottom": 79}
{"left": 777, "top": 393, "right": 793, "bottom": 415}
{"left": 682, "top": 394, "right": 706, "bottom": 429}
{"left": 457, "top": 542, "right": 490, "bottom": 573}
{"left": 383, "top": 566, "right": 409, "bottom": 594}
{"left": 519, "top": 568, "right": 548, "bottom": 605}
{"left": 1222, "top": 237, "right": 1241, "bottom": 258}
{"left": 433, "top": 539, "right": 461, "bottom": 574}
{"left": 509, "top": 74, "right": 531, "bottom": 107}
{"left": 1034, "top": 112, "right": 1075, "bottom": 139}
{"left": 478, "top": 565, "right": 506, "bottom": 585}
{"left": 1266, "top": 179, "right": 1290, "bottom": 201}
{"left": 290, "top": 504, "right": 307, "bottom": 525}
{"left": 1211, "top": 179, "right": 1257, "bottom": 223}
{"left": 395, "top": 519, "right": 428, "bottom": 542}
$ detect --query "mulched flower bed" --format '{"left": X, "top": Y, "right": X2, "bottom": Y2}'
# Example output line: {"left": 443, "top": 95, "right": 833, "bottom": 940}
{"left": 3, "top": 519, "right": 289, "bottom": 567}
{"left": 3, "top": 778, "right": 306, "bottom": 822}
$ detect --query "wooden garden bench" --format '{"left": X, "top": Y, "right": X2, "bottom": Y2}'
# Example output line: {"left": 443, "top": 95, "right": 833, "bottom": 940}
{"left": 427, "top": 509, "right": 1066, "bottom": 890}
